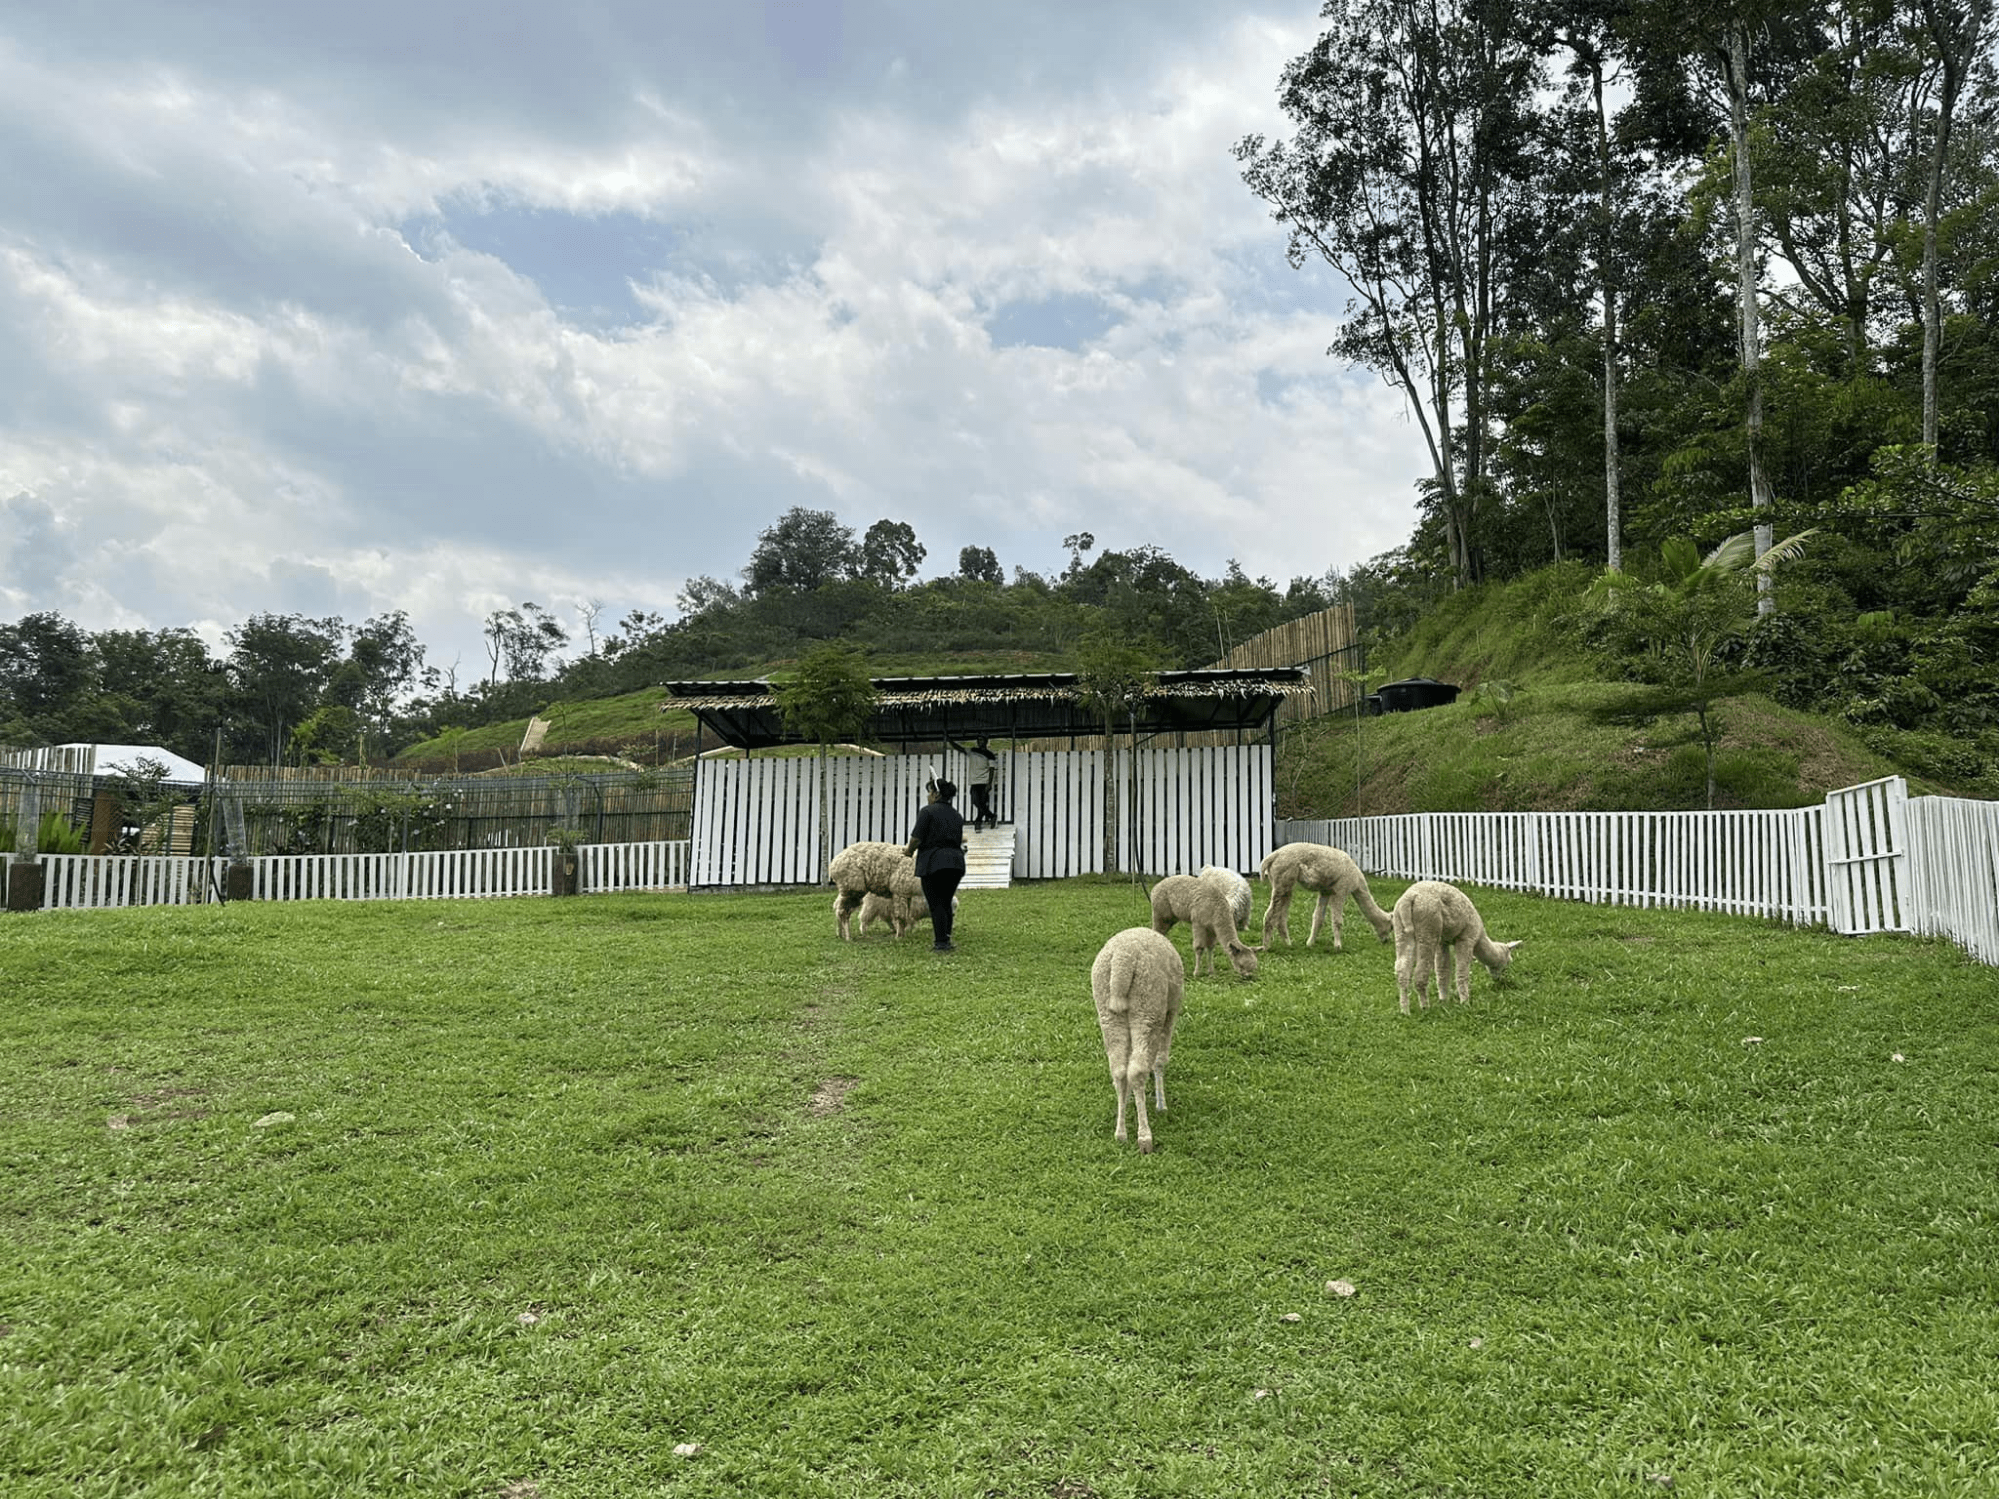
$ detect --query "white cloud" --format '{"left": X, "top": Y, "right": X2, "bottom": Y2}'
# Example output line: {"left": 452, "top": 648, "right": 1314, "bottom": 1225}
{"left": 0, "top": 5, "right": 1424, "bottom": 674}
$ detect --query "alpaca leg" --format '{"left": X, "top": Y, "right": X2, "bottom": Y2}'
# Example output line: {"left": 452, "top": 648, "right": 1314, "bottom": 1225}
{"left": 1453, "top": 938, "right": 1474, "bottom": 1003}
{"left": 1395, "top": 945, "right": 1414, "bottom": 1014}
{"left": 1306, "top": 892, "right": 1328, "bottom": 946}
{"left": 836, "top": 891, "right": 861, "bottom": 941}
{"left": 1153, "top": 1064, "right": 1167, "bottom": 1113}
{"left": 1264, "top": 887, "right": 1291, "bottom": 947}
{"left": 1126, "top": 1058, "right": 1155, "bottom": 1152}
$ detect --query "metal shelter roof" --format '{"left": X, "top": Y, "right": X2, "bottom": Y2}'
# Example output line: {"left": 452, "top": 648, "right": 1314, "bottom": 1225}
{"left": 660, "top": 668, "right": 1310, "bottom": 750}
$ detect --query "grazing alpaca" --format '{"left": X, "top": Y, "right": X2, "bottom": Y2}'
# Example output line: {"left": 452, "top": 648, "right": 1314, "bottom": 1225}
{"left": 1390, "top": 880, "right": 1521, "bottom": 1013}
{"left": 1196, "top": 865, "right": 1253, "bottom": 931}
{"left": 1148, "top": 874, "right": 1260, "bottom": 979}
{"left": 828, "top": 841, "right": 918, "bottom": 941}
{"left": 1258, "top": 842, "right": 1393, "bottom": 950}
{"left": 1090, "top": 928, "right": 1185, "bottom": 1153}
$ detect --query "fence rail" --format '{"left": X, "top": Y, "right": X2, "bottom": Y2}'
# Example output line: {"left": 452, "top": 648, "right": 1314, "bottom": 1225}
{"left": 1280, "top": 805, "right": 1830, "bottom": 925}
{"left": 40, "top": 854, "right": 229, "bottom": 909}
{"left": 26, "top": 843, "right": 693, "bottom": 909}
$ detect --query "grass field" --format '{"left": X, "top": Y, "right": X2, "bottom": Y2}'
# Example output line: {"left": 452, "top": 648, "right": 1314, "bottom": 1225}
{"left": 4, "top": 882, "right": 1997, "bottom": 1497}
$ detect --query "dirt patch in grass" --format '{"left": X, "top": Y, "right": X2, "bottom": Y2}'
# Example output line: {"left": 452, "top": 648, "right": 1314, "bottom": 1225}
{"left": 808, "top": 1076, "right": 858, "bottom": 1115}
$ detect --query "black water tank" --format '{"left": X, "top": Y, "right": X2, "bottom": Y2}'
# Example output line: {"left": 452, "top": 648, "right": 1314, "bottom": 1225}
{"left": 1376, "top": 677, "right": 1461, "bottom": 713}
{"left": 1363, "top": 693, "right": 1385, "bottom": 717}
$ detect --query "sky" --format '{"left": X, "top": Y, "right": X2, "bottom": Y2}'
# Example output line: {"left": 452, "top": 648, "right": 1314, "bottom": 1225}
{"left": 0, "top": 0, "right": 1428, "bottom": 679}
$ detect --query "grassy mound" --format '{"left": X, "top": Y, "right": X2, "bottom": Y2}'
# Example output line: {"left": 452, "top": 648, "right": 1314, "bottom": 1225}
{"left": 1277, "top": 684, "right": 1920, "bottom": 819}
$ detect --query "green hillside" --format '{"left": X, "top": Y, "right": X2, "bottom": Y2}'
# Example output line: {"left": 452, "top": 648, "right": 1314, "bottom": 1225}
{"left": 395, "top": 569, "right": 1992, "bottom": 811}
{"left": 1277, "top": 684, "right": 1920, "bottom": 820}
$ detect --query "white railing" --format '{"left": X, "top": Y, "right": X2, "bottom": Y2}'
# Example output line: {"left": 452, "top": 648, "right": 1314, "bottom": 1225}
{"left": 253, "top": 847, "right": 555, "bottom": 902}
{"left": 1902, "top": 793, "right": 1999, "bottom": 965}
{"left": 1280, "top": 805, "right": 1829, "bottom": 926}
{"left": 39, "top": 854, "right": 230, "bottom": 909}
{"left": 1279, "top": 778, "right": 1999, "bottom": 965}
{"left": 580, "top": 839, "right": 689, "bottom": 893}
{"left": 25, "top": 841, "right": 693, "bottom": 910}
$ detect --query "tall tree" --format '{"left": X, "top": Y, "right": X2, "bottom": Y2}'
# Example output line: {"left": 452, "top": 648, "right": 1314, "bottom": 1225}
{"left": 957, "top": 545, "right": 1003, "bottom": 584}
{"left": 744, "top": 508, "right": 861, "bottom": 595}
{"left": 0, "top": 612, "right": 96, "bottom": 742}
{"left": 1238, "top": 0, "right": 1542, "bottom": 587}
{"left": 482, "top": 603, "right": 568, "bottom": 686}
{"left": 775, "top": 643, "right": 879, "bottom": 881}
{"left": 226, "top": 613, "right": 348, "bottom": 765}
{"left": 1915, "top": 0, "right": 1994, "bottom": 450}
{"left": 858, "top": 519, "right": 926, "bottom": 587}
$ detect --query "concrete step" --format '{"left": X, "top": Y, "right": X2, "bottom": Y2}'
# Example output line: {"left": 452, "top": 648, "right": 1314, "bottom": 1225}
{"left": 962, "top": 825, "right": 1015, "bottom": 889}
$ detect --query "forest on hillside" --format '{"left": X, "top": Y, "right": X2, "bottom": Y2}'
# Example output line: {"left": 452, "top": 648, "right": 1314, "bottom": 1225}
{"left": 3, "top": 0, "right": 1995, "bottom": 780}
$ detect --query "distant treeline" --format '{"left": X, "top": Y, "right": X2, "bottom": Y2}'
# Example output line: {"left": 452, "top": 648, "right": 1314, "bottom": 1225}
{"left": 0, "top": 530, "right": 1383, "bottom": 770}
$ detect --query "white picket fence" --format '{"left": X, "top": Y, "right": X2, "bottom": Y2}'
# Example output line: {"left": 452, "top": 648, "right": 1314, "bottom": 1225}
{"left": 1902, "top": 791, "right": 1999, "bottom": 964}
{"left": 253, "top": 847, "right": 552, "bottom": 902}
{"left": 1277, "top": 776, "right": 1999, "bottom": 964}
{"left": 580, "top": 838, "right": 690, "bottom": 894}
{"left": 40, "top": 854, "right": 230, "bottom": 910}
{"left": 26, "top": 841, "right": 695, "bottom": 910}
{"left": 689, "top": 746, "right": 1274, "bottom": 885}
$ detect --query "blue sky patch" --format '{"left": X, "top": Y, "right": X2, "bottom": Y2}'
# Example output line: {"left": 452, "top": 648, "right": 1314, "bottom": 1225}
{"left": 407, "top": 206, "right": 684, "bottom": 326}
{"left": 986, "top": 292, "right": 1123, "bottom": 351}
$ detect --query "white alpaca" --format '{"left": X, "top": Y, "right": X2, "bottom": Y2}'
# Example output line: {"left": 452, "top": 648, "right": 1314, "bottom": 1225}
{"left": 828, "top": 841, "right": 918, "bottom": 941}
{"left": 1196, "top": 865, "right": 1253, "bottom": 931}
{"left": 1148, "top": 874, "right": 1260, "bottom": 979}
{"left": 1258, "top": 842, "right": 1394, "bottom": 950}
{"left": 1090, "top": 928, "right": 1185, "bottom": 1153}
{"left": 1390, "top": 880, "right": 1521, "bottom": 1013}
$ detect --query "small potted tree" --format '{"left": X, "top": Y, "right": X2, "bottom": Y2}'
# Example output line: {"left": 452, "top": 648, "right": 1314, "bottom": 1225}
{"left": 548, "top": 827, "right": 585, "bottom": 897}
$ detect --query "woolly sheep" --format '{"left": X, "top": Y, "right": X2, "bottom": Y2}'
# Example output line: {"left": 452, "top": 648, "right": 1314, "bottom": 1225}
{"left": 1196, "top": 865, "right": 1253, "bottom": 931}
{"left": 1258, "top": 842, "right": 1394, "bottom": 951}
{"left": 828, "top": 840, "right": 918, "bottom": 941}
{"left": 1149, "top": 873, "right": 1260, "bottom": 979}
{"left": 1090, "top": 927, "right": 1185, "bottom": 1153}
{"left": 1390, "top": 880, "right": 1522, "bottom": 1013}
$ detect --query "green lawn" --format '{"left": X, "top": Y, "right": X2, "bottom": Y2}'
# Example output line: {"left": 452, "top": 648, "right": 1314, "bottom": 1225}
{"left": 3, "top": 883, "right": 1996, "bottom": 1497}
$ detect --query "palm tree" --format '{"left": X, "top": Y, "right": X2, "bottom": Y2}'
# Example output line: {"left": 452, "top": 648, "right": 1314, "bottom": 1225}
{"left": 1589, "top": 531, "right": 1815, "bottom": 808}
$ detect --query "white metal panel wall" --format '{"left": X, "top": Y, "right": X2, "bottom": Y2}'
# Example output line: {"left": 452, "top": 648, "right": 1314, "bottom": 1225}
{"left": 1011, "top": 749, "right": 1105, "bottom": 880}
{"left": 1121, "top": 744, "right": 1274, "bottom": 876}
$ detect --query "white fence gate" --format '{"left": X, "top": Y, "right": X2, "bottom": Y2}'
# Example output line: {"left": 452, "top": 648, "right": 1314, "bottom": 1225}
{"left": 1822, "top": 776, "right": 1911, "bottom": 936}
{"left": 689, "top": 746, "right": 1275, "bottom": 885}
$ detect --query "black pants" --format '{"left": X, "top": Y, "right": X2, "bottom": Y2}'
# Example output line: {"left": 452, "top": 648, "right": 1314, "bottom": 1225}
{"left": 921, "top": 867, "right": 964, "bottom": 947}
{"left": 968, "top": 784, "right": 993, "bottom": 827}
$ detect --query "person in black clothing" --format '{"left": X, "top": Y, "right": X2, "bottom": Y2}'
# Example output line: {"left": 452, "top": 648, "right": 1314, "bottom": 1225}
{"left": 950, "top": 737, "right": 1001, "bottom": 829}
{"left": 904, "top": 779, "right": 967, "bottom": 951}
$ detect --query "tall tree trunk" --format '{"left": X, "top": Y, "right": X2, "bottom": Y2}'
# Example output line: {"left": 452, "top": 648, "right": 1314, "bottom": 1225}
{"left": 1590, "top": 53, "right": 1622, "bottom": 573}
{"left": 1726, "top": 22, "right": 1776, "bottom": 615}
{"left": 817, "top": 742, "right": 830, "bottom": 884}
{"left": 1917, "top": 0, "right": 1987, "bottom": 454}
